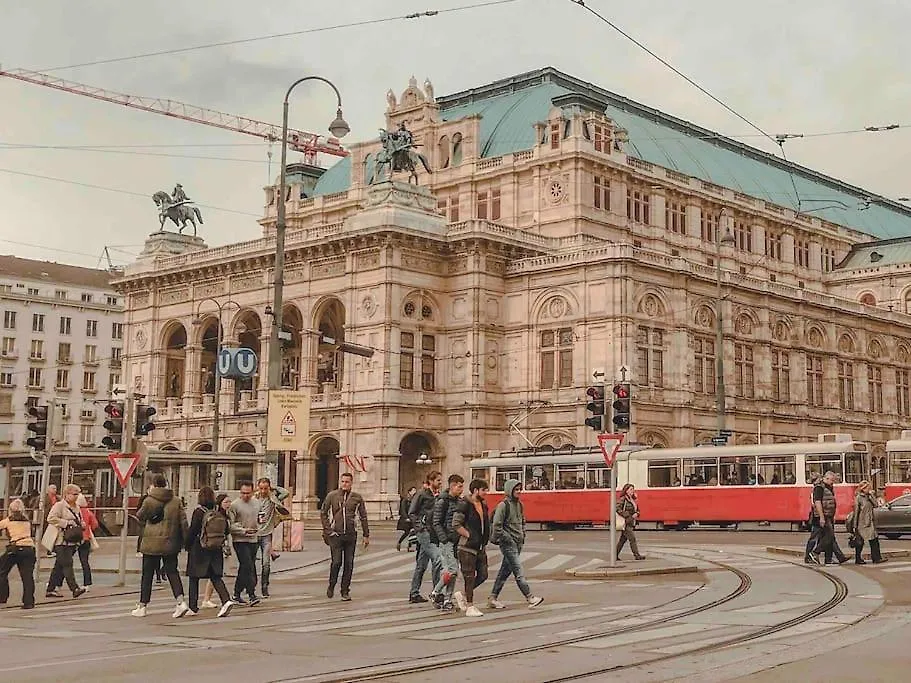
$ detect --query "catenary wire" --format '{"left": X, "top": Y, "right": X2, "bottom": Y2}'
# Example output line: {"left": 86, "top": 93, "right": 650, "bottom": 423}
{"left": 0, "top": 143, "right": 272, "bottom": 165}
{"left": 0, "top": 239, "right": 134, "bottom": 264}
{"left": 34, "top": 1, "right": 524, "bottom": 72}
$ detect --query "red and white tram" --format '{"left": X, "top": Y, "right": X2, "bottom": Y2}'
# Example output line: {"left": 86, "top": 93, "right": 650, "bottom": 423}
{"left": 884, "top": 431, "right": 911, "bottom": 502}
{"left": 469, "top": 434, "right": 869, "bottom": 528}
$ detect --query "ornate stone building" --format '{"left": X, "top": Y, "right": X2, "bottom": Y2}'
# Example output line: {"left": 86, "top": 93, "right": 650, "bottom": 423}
{"left": 116, "top": 67, "right": 911, "bottom": 517}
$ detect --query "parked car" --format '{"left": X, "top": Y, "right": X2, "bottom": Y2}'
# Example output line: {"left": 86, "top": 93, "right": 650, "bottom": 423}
{"left": 874, "top": 493, "right": 911, "bottom": 539}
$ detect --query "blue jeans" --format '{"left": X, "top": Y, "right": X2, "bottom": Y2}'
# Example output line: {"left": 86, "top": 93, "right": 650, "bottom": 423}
{"left": 257, "top": 535, "right": 273, "bottom": 592}
{"left": 409, "top": 530, "right": 441, "bottom": 598}
{"left": 491, "top": 541, "right": 531, "bottom": 599}
{"left": 433, "top": 542, "right": 459, "bottom": 599}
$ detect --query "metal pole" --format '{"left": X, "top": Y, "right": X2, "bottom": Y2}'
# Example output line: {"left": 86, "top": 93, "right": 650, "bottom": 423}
{"left": 33, "top": 399, "right": 56, "bottom": 583}
{"left": 212, "top": 304, "right": 223, "bottom": 453}
{"left": 715, "top": 227, "right": 726, "bottom": 435}
{"left": 609, "top": 461, "right": 618, "bottom": 568}
{"left": 116, "top": 394, "right": 135, "bottom": 587}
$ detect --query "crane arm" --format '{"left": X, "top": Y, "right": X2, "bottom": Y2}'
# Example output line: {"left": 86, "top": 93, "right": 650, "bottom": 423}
{"left": 1, "top": 68, "right": 348, "bottom": 163}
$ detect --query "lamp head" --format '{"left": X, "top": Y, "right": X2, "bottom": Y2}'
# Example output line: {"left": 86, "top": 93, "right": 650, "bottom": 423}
{"left": 328, "top": 108, "right": 350, "bottom": 139}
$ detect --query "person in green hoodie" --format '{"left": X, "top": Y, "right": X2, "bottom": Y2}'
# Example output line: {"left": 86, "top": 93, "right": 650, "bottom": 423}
{"left": 487, "top": 479, "right": 543, "bottom": 610}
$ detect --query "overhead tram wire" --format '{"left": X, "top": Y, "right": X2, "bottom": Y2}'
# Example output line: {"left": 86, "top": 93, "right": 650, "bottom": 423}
{"left": 34, "top": 0, "right": 523, "bottom": 73}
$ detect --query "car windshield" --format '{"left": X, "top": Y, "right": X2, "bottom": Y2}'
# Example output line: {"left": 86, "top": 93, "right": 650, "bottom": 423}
{"left": 891, "top": 494, "right": 911, "bottom": 507}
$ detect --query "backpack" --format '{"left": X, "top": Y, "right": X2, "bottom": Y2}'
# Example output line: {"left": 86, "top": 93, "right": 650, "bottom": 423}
{"left": 198, "top": 506, "right": 228, "bottom": 551}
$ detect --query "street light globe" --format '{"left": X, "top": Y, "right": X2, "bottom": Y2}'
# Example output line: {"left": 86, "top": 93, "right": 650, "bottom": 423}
{"left": 328, "top": 108, "right": 350, "bottom": 139}
{"left": 415, "top": 452, "right": 432, "bottom": 465}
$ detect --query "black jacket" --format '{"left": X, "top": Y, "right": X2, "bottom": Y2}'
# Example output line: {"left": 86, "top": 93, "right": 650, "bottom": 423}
{"left": 452, "top": 497, "right": 490, "bottom": 552}
{"left": 432, "top": 492, "right": 460, "bottom": 545}
{"left": 184, "top": 504, "right": 226, "bottom": 578}
{"left": 408, "top": 488, "right": 437, "bottom": 539}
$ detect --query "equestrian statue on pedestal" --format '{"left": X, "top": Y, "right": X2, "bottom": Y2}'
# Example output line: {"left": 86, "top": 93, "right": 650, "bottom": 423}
{"left": 368, "top": 122, "right": 432, "bottom": 185}
{"left": 152, "top": 183, "right": 204, "bottom": 236}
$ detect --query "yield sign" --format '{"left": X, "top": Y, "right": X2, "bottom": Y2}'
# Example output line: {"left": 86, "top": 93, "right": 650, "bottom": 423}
{"left": 108, "top": 452, "right": 141, "bottom": 488}
{"left": 597, "top": 433, "right": 625, "bottom": 468}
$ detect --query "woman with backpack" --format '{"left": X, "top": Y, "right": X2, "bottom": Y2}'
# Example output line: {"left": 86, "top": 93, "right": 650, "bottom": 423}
{"left": 185, "top": 486, "right": 235, "bottom": 617}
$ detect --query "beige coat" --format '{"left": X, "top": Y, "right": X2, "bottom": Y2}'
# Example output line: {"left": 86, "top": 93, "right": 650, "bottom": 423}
{"left": 854, "top": 492, "right": 877, "bottom": 542}
{"left": 46, "top": 500, "right": 82, "bottom": 546}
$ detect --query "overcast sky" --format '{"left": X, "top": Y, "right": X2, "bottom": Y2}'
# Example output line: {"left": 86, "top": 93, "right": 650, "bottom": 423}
{"left": 2, "top": 0, "right": 909, "bottom": 269}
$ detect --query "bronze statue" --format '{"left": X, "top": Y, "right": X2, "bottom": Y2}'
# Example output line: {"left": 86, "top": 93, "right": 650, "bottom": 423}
{"left": 152, "top": 184, "right": 204, "bottom": 236}
{"left": 368, "top": 122, "right": 432, "bottom": 185}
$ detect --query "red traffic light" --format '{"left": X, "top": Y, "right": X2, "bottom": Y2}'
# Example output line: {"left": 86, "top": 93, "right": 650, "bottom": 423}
{"left": 587, "top": 386, "right": 605, "bottom": 399}
{"left": 612, "top": 384, "right": 630, "bottom": 399}
{"left": 104, "top": 403, "right": 123, "bottom": 419}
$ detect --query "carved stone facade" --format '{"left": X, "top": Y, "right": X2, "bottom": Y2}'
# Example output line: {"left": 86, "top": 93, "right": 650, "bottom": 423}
{"left": 114, "top": 70, "right": 911, "bottom": 518}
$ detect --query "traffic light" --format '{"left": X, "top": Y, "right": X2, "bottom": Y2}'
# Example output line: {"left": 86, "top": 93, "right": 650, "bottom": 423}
{"left": 612, "top": 382, "right": 632, "bottom": 431}
{"left": 584, "top": 384, "right": 605, "bottom": 432}
{"left": 101, "top": 401, "right": 124, "bottom": 450}
{"left": 26, "top": 404, "right": 49, "bottom": 452}
{"left": 135, "top": 404, "right": 157, "bottom": 437}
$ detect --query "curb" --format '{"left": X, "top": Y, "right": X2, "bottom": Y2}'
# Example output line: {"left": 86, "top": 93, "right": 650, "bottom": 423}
{"left": 566, "top": 564, "right": 700, "bottom": 578}
{"left": 765, "top": 546, "right": 911, "bottom": 559}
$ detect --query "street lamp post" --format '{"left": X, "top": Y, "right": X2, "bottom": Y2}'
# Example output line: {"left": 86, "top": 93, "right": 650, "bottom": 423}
{"left": 715, "top": 211, "right": 736, "bottom": 434}
{"left": 194, "top": 298, "right": 240, "bottom": 453}
{"left": 268, "top": 77, "right": 350, "bottom": 395}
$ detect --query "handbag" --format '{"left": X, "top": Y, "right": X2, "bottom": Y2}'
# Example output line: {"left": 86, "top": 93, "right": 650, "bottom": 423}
{"left": 62, "top": 506, "right": 84, "bottom": 544}
{"left": 41, "top": 524, "right": 58, "bottom": 552}
{"left": 89, "top": 532, "right": 100, "bottom": 551}
{"left": 615, "top": 514, "right": 627, "bottom": 531}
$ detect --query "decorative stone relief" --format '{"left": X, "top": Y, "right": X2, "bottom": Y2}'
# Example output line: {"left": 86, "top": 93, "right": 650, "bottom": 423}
{"left": 773, "top": 320, "right": 789, "bottom": 342}
{"left": 135, "top": 327, "right": 148, "bottom": 350}
{"left": 361, "top": 294, "right": 378, "bottom": 320}
{"left": 402, "top": 251, "right": 443, "bottom": 274}
{"left": 486, "top": 258, "right": 506, "bottom": 275}
{"left": 133, "top": 374, "right": 144, "bottom": 391}
{"left": 486, "top": 341, "right": 499, "bottom": 385}
{"left": 132, "top": 292, "right": 150, "bottom": 308}
{"left": 452, "top": 339, "right": 468, "bottom": 384}
{"left": 838, "top": 334, "right": 855, "bottom": 354}
{"left": 357, "top": 251, "right": 380, "bottom": 269}
{"left": 898, "top": 345, "right": 910, "bottom": 363}
{"left": 547, "top": 179, "right": 567, "bottom": 204}
{"left": 285, "top": 267, "right": 307, "bottom": 283}
{"left": 540, "top": 296, "right": 571, "bottom": 320}
{"left": 448, "top": 257, "right": 468, "bottom": 274}
{"left": 638, "top": 294, "right": 664, "bottom": 318}
{"left": 695, "top": 305, "right": 715, "bottom": 329}
{"left": 160, "top": 288, "right": 188, "bottom": 305}
{"left": 404, "top": 301, "right": 416, "bottom": 318}
{"left": 194, "top": 281, "right": 224, "bottom": 299}
{"left": 452, "top": 297, "right": 467, "bottom": 320}
{"left": 311, "top": 258, "right": 345, "bottom": 278}
{"left": 231, "top": 274, "right": 261, "bottom": 291}
{"left": 807, "top": 327, "right": 824, "bottom": 349}
{"left": 735, "top": 313, "right": 754, "bottom": 335}
{"left": 486, "top": 298, "right": 500, "bottom": 322}
{"left": 868, "top": 340, "right": 883, "bottom": 359}
{"left": 319, "top": 416, "right": 328, "bottom": 429}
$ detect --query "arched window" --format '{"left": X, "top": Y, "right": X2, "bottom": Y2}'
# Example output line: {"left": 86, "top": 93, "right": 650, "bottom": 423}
{"left": 451, "top": 133, "right": 463, "bottom": 166}
{"left": 438, "top": 136, "right": 450, "bottom": 169}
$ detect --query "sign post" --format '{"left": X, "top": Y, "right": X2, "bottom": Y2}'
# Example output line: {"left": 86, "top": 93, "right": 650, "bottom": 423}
{"left": 598, "top": 433, "right": 625, "bottom": 568}
{"left": 112, "top": 396, "right": 136, "bottom": 587}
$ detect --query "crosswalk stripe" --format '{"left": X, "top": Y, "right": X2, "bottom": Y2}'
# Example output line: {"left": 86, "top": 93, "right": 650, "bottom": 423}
{"left": 414, "top": 609, "right": 608, "bottom": 640}
{"left": 881, "top": 564, "right": 911, "bottom": 573}
{"left": 354, "top": 552, "right": 419, "bottom": 573}
{"left": 349, "top": 602, "right": 585, "bottom": 637}
{"left": 530, "top": 554, "right": 575, "bottom": 571}
{"left": 568, "top": 558, "right": 604, "bottom": 572}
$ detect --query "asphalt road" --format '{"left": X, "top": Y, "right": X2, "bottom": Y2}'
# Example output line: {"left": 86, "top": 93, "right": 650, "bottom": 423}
{"left": 1, "top": 529, "right": 909, "bottom": 682}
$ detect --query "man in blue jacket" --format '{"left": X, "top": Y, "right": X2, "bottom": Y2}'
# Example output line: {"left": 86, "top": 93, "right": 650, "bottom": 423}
{"left": 488, "top": 479, "right": 543, "bottom": 610}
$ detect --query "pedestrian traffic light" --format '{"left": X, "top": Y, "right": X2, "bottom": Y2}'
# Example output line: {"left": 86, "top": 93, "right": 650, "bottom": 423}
{"left": 612, "top": 382, "right": 632, "bottom": 431}
{"left": 585, "top": 384, "right": 605, "bottom": 432}
{"left": 26, "top": 404, "right": 49, "bottom": 452}
{"left": 101, "top": 401, "right": 124, "bottom": 450}
{"left": 135, "top": 404, "right": 157, "bottom": 437}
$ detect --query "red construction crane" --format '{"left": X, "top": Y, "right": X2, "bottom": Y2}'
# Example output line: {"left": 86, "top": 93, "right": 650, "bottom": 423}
{"left": 0, "top": 67, "right": 348, "bottom": 165}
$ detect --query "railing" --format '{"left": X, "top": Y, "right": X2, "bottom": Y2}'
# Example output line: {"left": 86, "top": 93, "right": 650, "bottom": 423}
{"left": 733, "top": 192, "right": 755, "bottom": 205}
{"left": 323, "top": 191, "right": 350, "bottom": 203}
{"left": 763, "top": 202, "right": 785, "bottom": 215}
{"left": 477, "top": 157, "right": 503, "bottom": 170}
{"left": 446, "top": 220, "right": 556, "bottom": 249}
{"left": 513, "top": 150, "right": 534, "bottom": 162}
{"left": 701, "top": 180, "right": 725, "bottom": 195}
{"left": 665, "top": 169, "right": 691, "bottom": 184}
{"left": 627, "top": 156, "right": 654, "bottom": 173}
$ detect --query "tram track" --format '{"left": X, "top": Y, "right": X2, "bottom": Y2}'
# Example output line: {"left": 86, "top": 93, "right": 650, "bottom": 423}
{"left": 284, "top": 555, "right": 754, "bottom": 683}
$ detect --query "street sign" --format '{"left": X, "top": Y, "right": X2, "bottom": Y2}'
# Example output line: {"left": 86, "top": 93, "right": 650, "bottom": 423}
{"left": 267, "top": 389, "right": 310, "bottom": 450}
{"left": 597, "top": 433, "right": 625, "bottom": 467}
{"left": 617, "top": 365, "right": 629, "bottom": 382}
{"left": 107, "top": 452, "right": 141, "bottom": 488}
{"left": 217, "top": 347, "right": 259, "bottom": 379}
{"left": 591, "top": 367, "right": 605, "bottom": 380}
{"left": 711, "top": 436, "right": 728, "bottom": 445}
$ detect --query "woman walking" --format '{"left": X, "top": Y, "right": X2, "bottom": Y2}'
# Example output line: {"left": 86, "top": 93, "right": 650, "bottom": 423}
{"left": 201, "top": 493, "right": 233, "bottom": 609}
{"left": 132, "top": 474, "right": 189, "bottom": 618}
{"left": 396, "top": 486, "right": 417, "bottom": 551}
{"left": 616, "top": 483, "right": 646, "bottom": 561}
{"left": 185, "top": 487, "right": 235, "bottom": 617}
{"left": 46, "top": 484, "right": 87, "bottom": 599}
{"left": 0, "top": 499, "right": 37, "bottom": 609}
{"left": 75, "top": 494, "right": 99, "bottom": 591}
{"left": 853, "top": 480, "right": 888, "bottom": 565}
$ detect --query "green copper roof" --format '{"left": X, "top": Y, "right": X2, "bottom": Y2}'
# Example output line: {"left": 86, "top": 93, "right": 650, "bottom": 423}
{"left": 313, "top": 67, "right": 911, "bottom": 239}
{"left": 839, "top": 237, "right": 911, "bottom": 269}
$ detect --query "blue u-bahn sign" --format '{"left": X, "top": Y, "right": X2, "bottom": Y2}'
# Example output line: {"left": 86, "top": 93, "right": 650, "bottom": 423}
{"left": 217, "top": 347, "right": 258, "bottom": 379}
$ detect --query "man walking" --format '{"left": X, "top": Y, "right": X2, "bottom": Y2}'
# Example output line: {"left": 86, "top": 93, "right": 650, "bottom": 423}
{"left": 254, "top": 477, "right": 290, "bottom": 598}
{"left": 431, "top": 474, "right": 464, "bottom": 612}
{"left": 320, "top": 472, "right": 369, "bottom": 601}
{"left": 452, "top": 478, "right": 490, "bottom": 617}
{"left": 488, "top": 479, "right": 543, "bottom": 609}
{"left": 228, "top": 481, "right": 261, "bottom": 606}
{"left": 809, "top": 470, "right": 849, "bottom": 565}
{"left": 408, "top": 470, "right": 442, "bottom": 604}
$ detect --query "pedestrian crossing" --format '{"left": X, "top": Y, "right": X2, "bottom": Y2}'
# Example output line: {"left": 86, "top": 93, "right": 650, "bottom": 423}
{"left": 273, "top": 548, "right": 604, "bottom": 581}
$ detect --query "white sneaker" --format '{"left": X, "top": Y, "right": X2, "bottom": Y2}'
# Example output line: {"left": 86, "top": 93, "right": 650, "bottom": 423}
{"left": 130, "top": 604, "right": 147, "bottom": 617}
{"left": 172, "top": 600, "right": 190, "bottom": 618}
{"left": 487, "top": 597, "right": 506, "bottom": 610}
{"left": 453, "top": 591, "right": 468, "bottom": 612}
{"left": 82, "top": 586, "right": 90, "bottom": 593}
{"left": 200, "top": 600, "right": 219, "bottom": 609}
{"left": 465, "top": 605, "right": 484, "bottom": 617}
{"left": 217, "top": 600, "right": 236, "bottom": 618}
{"left": 528, "top": 595, "right": 544, "bottom": 608}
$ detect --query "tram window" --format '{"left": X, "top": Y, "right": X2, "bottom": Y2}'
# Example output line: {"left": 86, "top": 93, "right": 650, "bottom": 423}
{"left": 647, "top": 459, "right": 681, "bottom": 487}
{"left": 470, "top": 468, "right": 488, "bottom": 484}
{"left": 888, "top": 452, "right": 911, "bottom": 483}
{"left": 555, "top": 464, "right": 585, "bottom": 489}
{"left": 524, "top": 465, "right": 554, "bottom": 490}
{"left": 805, "top": 454, "right": 843, "bottom": 483}
{"left": 719, "top": 456, "right": 757, "bottom": 485}
{"left": 587, "top": 467, "right": 609, "bottom": 489}
{"left": 683, "top": 458, "right": 718, "bottom": 486}
{"left": 844, "top": 452, "right": 867, "bottom": 484}
{"left": 495, "top": 468, "right": 523, "bottom": 491}
{"left": 757, "top": 455, "right": 796, "bottom": 485}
